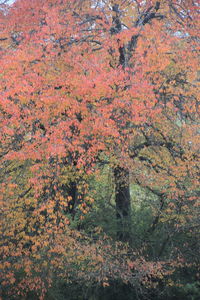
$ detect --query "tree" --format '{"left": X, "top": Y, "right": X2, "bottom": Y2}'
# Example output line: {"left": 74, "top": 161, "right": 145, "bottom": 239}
{"left": 0, "top": 0, "right": 199, "bottom": 298}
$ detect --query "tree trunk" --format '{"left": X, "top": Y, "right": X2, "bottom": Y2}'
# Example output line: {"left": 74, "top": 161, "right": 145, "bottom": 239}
{"left": 114, "top": 167, "right": 131, "bottom": 241}
{"left": 112, "top": 2, "right": 163, "bottom": 242}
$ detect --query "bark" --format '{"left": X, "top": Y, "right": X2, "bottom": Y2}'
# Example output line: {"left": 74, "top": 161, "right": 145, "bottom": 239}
{"left": 114, "top": 167, "right": 131, "bottom": 241}
{"left": 61, "top": 180, "right": 78, "bottom": 219}
{"left": 111, "top": 1, "right": 163, "bottom": 242}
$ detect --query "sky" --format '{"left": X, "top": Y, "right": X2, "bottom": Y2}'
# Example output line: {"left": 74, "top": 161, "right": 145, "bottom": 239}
{"left": 7, "top": 0, "right": 15, "bottom": 4}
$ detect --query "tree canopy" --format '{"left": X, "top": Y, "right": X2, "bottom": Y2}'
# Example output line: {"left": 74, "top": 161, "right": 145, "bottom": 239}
{"left": 0, "top": 0, "right": 199, "bottom": 299}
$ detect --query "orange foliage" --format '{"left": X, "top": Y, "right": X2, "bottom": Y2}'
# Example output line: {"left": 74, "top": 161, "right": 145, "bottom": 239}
{"left": 0, "top": 0, "right": 199, "bottom": 298}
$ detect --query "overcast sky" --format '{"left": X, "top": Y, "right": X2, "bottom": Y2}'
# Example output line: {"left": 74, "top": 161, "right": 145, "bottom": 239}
{"left": 7, "top": 0, "right": 15, "bottom": 4}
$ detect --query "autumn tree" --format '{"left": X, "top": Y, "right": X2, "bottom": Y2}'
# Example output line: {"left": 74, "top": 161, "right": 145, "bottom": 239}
{"left": 0, "top": 0, "right": 199, "bottom": 298}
